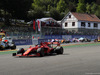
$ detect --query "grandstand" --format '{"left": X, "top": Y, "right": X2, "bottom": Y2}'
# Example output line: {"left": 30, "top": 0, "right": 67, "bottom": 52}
{"left": 0, "top": 17, "right": 99, "bottom": 40}
{"left": 0, "top": 25, "right": 35, "bottom": 39}
{"left": 37, "top": 18, "right": 62, "bottom": 35}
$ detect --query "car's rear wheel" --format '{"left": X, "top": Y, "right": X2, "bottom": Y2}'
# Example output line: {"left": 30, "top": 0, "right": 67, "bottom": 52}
{"left": 37, "top": 48, "right": 44, "bottom": 57}
{"left": 55, "top": 47, "right": 64, "bottom": 54}
{"left": 59, "top": 47, "right": 63, "bottom": 54}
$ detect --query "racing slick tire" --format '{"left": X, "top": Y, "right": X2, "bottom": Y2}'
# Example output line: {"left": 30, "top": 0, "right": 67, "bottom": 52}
{"left": 11, "top": 45, "right": 16, "bottom": 50}
{"left": 0, "top": 45, "right": 5, "bottom": 50}
{"left": 37, "top": 48, "right": 44, "bottom": 57}
{"left": 55, "top": 47, "right": 64, "bottom": 54}
{"left": 10, "top": 43, "right": 16, "bottom": 50}
{"left": 59, "top": 47, "right": 64, "bottom": 54}
{"left": 12, "top": 53, "right": 16, "bottom": 56}
{"left": 17, "top": 48, "right": 25, "bottom": 54}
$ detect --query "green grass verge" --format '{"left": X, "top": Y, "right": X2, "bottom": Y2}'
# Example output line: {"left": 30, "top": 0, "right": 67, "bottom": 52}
{"left": 0, "top": 42, "right": 100, "bottom": 55}
{"left": 0, "top": 50, "right": 17, "bottom": 55}
{"left": 63, "top": 42, "right": 100, "bottom": 48}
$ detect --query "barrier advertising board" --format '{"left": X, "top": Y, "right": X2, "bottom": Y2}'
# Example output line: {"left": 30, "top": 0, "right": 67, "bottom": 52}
{"left": 62, "top": 35, "right": 72, "bottom": 40}
{"left": 45, "top": 35, "right": 62, "bottom": 39}
{"left": 13, "top": 39, "right": 32, "bottom": 45}
{"left": 38, "top": 39, "right": 48, "bottom": 44}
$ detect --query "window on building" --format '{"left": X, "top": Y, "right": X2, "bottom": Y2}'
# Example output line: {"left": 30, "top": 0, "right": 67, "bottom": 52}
{"left": 94, "top": 23, "right": 98, "bottom": 27}
{"left": 69, "top": 15, "right": 71, "bottom": 18}
{"left": 65, "top": 23, "right": 67, "bottom": 27}
{"left": 72, "top": 22, "right": 75, "bottom": 26}
{"left": 81, "top": 22, "right": 85, "bottom": 27}
{"left": 88, "top": 23, "right": 90, "bottom": 27}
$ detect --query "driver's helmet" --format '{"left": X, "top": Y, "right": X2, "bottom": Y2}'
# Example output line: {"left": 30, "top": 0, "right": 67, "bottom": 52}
{"left": 57, "top": 43, "right": 60, "bottom": 46}
{"left": 44, "top": 42, "right": 49, "bottom": 45}
{"left": 40, "top": 42, "right": 43, "bottom": 45}
{"left": 4, "top": 40, "right": 8, "bottom": 42}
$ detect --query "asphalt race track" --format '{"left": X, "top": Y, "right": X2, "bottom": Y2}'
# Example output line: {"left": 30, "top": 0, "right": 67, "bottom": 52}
{"left": 0, "top": 44, "right": 100, "bottom": 75}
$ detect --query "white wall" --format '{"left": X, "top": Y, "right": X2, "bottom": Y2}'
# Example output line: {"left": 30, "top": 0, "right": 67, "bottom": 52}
{"left": 62, "top": 12, "right": 100, "bottom": 30}
{"left": 78, "top": 21, "right": 100, "bottom": 29}
{"left": 62, "top": 12, "right": 78, "bottom": 29}
{"left": 97, "top": 23, "right": 100, "bottom": 29}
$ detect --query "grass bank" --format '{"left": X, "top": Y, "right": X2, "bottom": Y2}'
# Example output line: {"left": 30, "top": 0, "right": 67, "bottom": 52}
{"left": 0, "top": 42, "right": 100, "bottom": 55}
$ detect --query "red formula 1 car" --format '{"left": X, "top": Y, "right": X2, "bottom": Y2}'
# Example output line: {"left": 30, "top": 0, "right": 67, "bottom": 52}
{"left": 12, "top": 42, "right": 64, "bottom": 57}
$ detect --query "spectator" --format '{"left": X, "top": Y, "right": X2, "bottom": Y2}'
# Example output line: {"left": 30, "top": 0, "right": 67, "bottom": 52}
{"left": 0, "top": 29, "right": 6, "bottom": 34}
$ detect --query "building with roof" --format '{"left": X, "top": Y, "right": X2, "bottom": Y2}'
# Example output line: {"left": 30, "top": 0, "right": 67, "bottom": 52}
{"left": 61, "top": 12, "right": 100, "bottom": 35}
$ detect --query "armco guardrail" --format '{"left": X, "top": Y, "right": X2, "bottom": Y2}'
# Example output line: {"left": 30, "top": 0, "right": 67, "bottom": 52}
{"left": 12, "top": 35, "right": 98, "bottom": 45}
{"left": 44, "top": 35, "right": 62, "bottom": 39}
{"left": 45, "top": 35, "right": 98, "bottom": 40}
{"left": 13, "top": 39, "right": 48, "bottom": 45}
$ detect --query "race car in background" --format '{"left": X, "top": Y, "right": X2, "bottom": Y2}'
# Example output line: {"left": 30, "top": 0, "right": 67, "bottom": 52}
{"left": 94, "top": 36, "right": 100, "bottom": 42}
{"left": 12, "top": 42, "right": 64, "bottom": 57}
{"left": 78, "top": 37, "right": 91, "bottom": 42}
{"left": 0, "top": 36, "right": 16, "bottom": 50}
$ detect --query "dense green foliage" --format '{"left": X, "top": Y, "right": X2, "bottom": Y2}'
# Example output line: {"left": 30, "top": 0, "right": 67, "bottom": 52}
{"left": 0, "top": 0, "right": 100, "bottom": 24}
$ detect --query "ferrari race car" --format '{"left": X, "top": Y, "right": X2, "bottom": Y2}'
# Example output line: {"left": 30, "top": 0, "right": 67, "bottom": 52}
{"left": 12, "top": 42, "right": 64, "bottom": 57}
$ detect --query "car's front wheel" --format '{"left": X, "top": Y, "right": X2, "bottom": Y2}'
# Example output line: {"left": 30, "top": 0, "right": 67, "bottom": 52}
{"left": 0, "top": 45, "right": 5, "bottom": 50}
{"left": 17, "top": 48, "right": 25, "bottom": 54}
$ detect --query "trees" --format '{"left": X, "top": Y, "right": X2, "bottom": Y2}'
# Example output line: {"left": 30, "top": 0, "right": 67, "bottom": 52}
{"left": 68, "top": 2, "right": 76, "bottom": 12}
{"left": 86, "top": 3, "right": 91, "bottom": 14}
{"left": 32, "top": 0, "right": 52, "bottom": 11}
{"left": 91, "top": 2, "right": 98, "bottom": 14}
{"left": 95, "top": 5, "right": 100, "bottom": 18}
{"left": 57, "top": 0, "right": 67, "bottom": 13}
{"left": 7, "top": 0, "right": 33, "bottom": 19}
{"left": 76, "top": 0, "right": 86, "bottom": 13}
{"left": 28, "top": 7, "right": 45, "bottom": 20}
{"left": 0, "top": 0, "right": 33, "bottom": 25}
{"left": 91, "top": 2, "right": 100, "bottom": 18}
{"left": 0, "top": 1, "right": 2, "bottom": 17}
{"left": 96, "top": 0, "right": 100, "bottom": 5}
{"left": 85, "top": 2, "right": 100, "bottom": 18}
{"left": 49, "top": 8, "right": 61, "bottom": 20}
{"left": 1, "top": 0, "right": 33, "bottom": 19}
{"left": 0, "top": 0, "right": 100, "bottom": 24}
